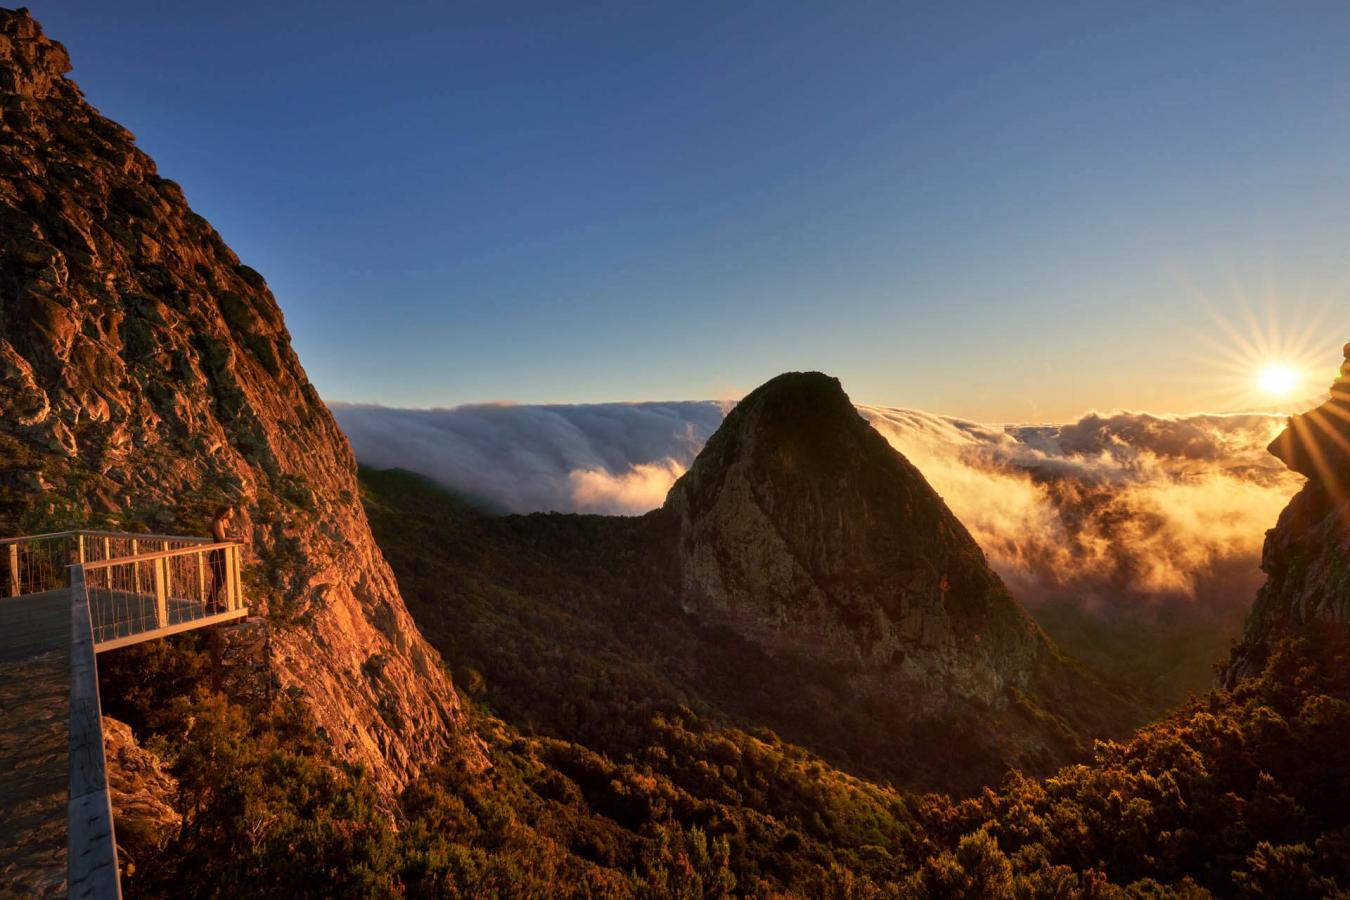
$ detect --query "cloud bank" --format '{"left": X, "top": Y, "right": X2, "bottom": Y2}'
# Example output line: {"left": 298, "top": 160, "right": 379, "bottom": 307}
{"left": 858, "top": 407, "right": 1301, "bottom": 612}
{"left": 331, "top": 401, "right": 722, "bottom": 515}
{"left": 332, "top": 399, "right": 1303, "bottom": 613}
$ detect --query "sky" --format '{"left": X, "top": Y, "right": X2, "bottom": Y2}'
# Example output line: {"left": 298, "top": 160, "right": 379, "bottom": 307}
{"left": 27, "top": 1, "right": 1350, "bottom": 421}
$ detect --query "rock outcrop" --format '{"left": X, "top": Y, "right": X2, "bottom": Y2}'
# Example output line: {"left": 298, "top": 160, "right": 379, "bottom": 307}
{"left": 1225, "top": 345, "right": 1350, "bottom": 684}
{"left": 101, "top": 717, "right": 179, "bottom": 876}
{"left": 0, "top": 9, "right": 479, "bottom": 796}
{"left": 663, "top": 372, "right": 1125, "bottom": 763}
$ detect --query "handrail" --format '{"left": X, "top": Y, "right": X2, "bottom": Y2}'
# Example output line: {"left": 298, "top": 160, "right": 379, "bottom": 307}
{"left": 78, "top": 541, "right": 244, "bottom": 570}
{"left": 0, "top": 529, "right": 214, "bottom": 547}
{"left": 4, "top": 532, "right": 221, "bottom": 599}
{"left": 79, "top": 541, "right": 247, "bottom": 650}
{"left": 81, "top": 529, "right": 213, "bottom": 543}
{"left": 2, "top": 530, "right": 249, "bottom": 640}
{"left": 0, "top": 529, "right": 72, "bottom": 545}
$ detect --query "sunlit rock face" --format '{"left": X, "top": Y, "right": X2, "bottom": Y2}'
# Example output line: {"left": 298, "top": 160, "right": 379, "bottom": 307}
{"left": 664, "top": 372, "right": 1086, "bottom": 719}
{"left": 1225, "top": 344, "right": 1350, "bottom": 685}
{"left": 102, "top": 717, "right": 180, "bottom": 858}
{"left": 0, "top": 10, "right": 480, "bottom": 797}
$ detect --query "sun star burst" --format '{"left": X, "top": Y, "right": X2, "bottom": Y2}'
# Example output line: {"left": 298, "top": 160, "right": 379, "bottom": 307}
{"left": 1175, "top": 293, "right": 1341, "bottom": 415}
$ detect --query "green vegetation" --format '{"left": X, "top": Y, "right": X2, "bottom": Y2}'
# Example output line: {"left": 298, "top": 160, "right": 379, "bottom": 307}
{"left": 99, "top": 632, "right": 917, "bottom": 897}
{"left": 101, "top": 616, "right": 1350, "bottom": 896}
{"left": 911, "top": 634, "right": 1350, "bottom": 897}
{"left": 1031, "top": 595, "right": 1253, "bottom": 716}
{"left": 94, "top": 468, "right": 1350, "bottom": 897}
{"left": 357, "top": 466, "right": 1096, "bottom": 795}
{"left": 97, "top": 638, "right": 403, "bottom": 897}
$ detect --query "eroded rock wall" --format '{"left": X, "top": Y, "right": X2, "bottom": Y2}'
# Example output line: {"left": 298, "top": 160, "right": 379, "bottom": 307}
{"left": 0, "top": 9, "right": 479, "bottom": 797}
{"left": 664, "top": 372, "right": 1055, "bottom": 714}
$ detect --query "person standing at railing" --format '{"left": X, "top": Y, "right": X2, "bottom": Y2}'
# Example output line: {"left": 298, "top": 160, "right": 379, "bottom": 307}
{"left": 207, "top": 505, "right": 236, "bottom": 613}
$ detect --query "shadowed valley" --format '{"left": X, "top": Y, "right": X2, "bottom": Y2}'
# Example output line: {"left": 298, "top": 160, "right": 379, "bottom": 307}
{"left": 362, "top": 372, "right": 1138, "bottom": 798}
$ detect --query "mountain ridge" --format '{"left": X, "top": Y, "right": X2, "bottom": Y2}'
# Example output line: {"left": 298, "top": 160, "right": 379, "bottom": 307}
{"left": 361, "top": 370, "right": 1137, "bottom": 795}
{"left": 665, "top": 372, "right": 1046, "bottom": 707}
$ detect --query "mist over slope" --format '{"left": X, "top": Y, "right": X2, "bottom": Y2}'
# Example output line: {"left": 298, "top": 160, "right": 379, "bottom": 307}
{"left": 332, "top": 401, "right": 723, "bottom": 513}
{"left": 333, "top": 400, "right": 1302, "bottom": 607}
{"left": 863, "top": 407, "right": 1301, "bottom": 609}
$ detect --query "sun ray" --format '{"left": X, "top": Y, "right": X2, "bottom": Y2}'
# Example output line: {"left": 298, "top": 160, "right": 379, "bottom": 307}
{"left": 1305, "top": 407, "right": 1350, "bottom": 454}
{"left": 1299, "top": 411, "right": 1350, "bottom": 508}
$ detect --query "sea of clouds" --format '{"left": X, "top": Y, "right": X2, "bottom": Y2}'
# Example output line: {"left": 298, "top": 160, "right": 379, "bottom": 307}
{"left": 331, "top": 400, "right": 1303, "bottom": 612}
{"left": 332, "top": 401, "right": 725, "bottom": 514}
{"left": 860, "top": 407, "right": 1300, "bottom": 611}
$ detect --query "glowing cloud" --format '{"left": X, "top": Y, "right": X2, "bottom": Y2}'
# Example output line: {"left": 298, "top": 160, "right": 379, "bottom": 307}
{"left": 331, "top": 400, "right": 722, "bottom": 513}
{"left": 333, "top": 398, "right": 1305, "bottom": 617}
{"left": 569, "top": 459, "right": 688, "bottom": 515}
{"left": 859, "top": 406, "right": 1301, "bottom": 608}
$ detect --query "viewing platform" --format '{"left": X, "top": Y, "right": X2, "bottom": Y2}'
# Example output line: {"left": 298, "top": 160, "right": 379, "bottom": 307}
{"left": 0, "top": 531, "right": 248, "bottom": 899}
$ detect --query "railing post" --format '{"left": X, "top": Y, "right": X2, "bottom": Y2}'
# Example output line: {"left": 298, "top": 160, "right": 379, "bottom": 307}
{"left": 7, "top": 544, "right": 17, "bottom": 597}
{"left": 197, "top": 550, "right": 205, "bottom": 603}
{"left": 131, "top": 539, "right": 140, "bottom": 594}
{"left": 160, "top": 540, "right": 170, "bottom": 598}
{"left": 225, "top": 546, "right": 239, "bottom": 613}
{"left": 102, "top": 536, "right": 110, "bottom": 562}
{"left": 154, "top": 557, "right": 168, "bottom": 629}
{"left": 76, "top": 534, "right": 85, "bottom": 565}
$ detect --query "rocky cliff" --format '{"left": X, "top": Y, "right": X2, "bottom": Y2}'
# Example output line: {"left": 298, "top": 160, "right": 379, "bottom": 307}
{"left": 1224, "top": 344, "right": 1350, "bottom": 684}
{"left": 0, "top": 9, "right": 478, "bottom": 796}
{"left": 663, "top": 372, "right": 1125, "bottom": 762}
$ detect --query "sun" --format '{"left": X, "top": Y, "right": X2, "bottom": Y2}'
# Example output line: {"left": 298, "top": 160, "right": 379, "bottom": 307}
{"left": 1257, "top": 363, "right": 1302, "bottom": 398}
{"left": 1180, "top": 295, "right": 1339, "bottom": 413}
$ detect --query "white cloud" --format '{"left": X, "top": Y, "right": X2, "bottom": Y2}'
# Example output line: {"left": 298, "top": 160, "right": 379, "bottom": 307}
{"left": 858, "top": 406, "right": 1301, "bottom": 608}
{"left": 568, "top": 458, "right": 688, "bottom": 515}
{"left": 332, "top": 397, "right": 1303, "bottom": 614}
{"left": 331, "top": 400, "right": 721, "bottom": 513}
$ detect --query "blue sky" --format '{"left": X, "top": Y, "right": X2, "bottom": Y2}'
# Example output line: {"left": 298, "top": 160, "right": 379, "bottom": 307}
{"left": 28, "top": 1, "right": 1350, "bottom": 420}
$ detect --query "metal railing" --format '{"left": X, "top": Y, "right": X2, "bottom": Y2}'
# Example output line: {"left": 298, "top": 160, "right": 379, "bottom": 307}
{"left": 0, "top": 530, "right": 210, "bottom": 598}
{"left": 0, "top": 528, "right": 250, "bottom": 897}
{"left": 67, "top": 564, "right": 121, "bottom": 899}
{"left": 0, "top": 529, "right": 247, "bottom": 650}
{"left": 82, "top": 541, "right": 245, "bottom": 651}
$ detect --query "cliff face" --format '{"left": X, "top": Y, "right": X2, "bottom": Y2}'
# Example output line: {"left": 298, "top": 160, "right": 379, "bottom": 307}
{"left": 0, "top": 10, "right": 478, "bottom": 794}
{"left": 1225, "top": 345, "right": 1350, "bottom": 684}
{"left": 663, "top": 373, "right": 1079, "bottom": 718}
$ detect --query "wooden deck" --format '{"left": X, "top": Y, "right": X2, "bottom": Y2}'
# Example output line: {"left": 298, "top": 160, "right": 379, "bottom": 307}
{"left": 0, "top": 590, "right": 73, "bottom": 898}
